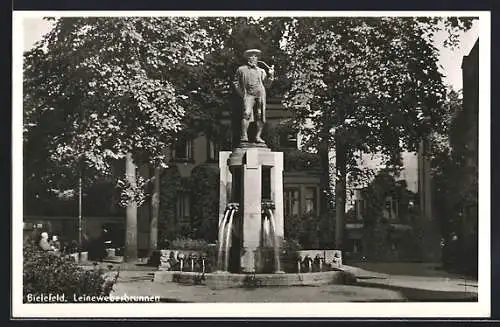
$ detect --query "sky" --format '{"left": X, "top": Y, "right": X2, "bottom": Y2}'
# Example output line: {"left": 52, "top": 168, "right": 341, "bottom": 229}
{"left": 22, "top": 16, "right": 479, "bottom": 91}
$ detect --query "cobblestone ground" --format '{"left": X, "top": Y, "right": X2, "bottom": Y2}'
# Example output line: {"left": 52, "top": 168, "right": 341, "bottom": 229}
{"left": 107, "top": 263, "right": 478, "bottom": 303}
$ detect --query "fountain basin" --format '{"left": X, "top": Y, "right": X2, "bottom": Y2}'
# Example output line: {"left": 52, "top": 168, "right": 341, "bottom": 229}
{"left": 153, "top": 269, "right": 356, "bottom": 289}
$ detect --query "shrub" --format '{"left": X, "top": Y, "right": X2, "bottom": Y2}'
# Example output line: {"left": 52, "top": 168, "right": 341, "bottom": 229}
{"left": 23, "top": 240, "right": 118, "bottom": 302}
{"left": 285, "top": 213, "right": 332, "bottom": 249}
{"left": 284, "top": 214, "right": 302, "bottom": 242}
{"left": 62, "top": 240, "right": 80, "bottom": 254}
{"left": 280, "top": 239, "right": 302, "bottom": 272}
{"left": 284, "top": 150, "right": 322, "bottom": 171}
{"left": 158, "top": 166, "right": 182, "bottom": 241}
{"left": 189, "top": 165, "right": 219, "bottom": 241}
{"left": 163, "top": 238, "right": 217, "bottom": 272}
{"left": 170, "top": 238, "right": 210, "bottom": 251}
{"left": 281, "top": 238, "right": 302, "bottom": 252}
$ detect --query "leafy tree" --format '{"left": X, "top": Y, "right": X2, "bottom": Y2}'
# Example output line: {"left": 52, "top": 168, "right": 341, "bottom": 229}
{"left": 282, "top": 17, "right": 475, "bottom": 250}
{"left": 357, "top": 170, "right": 422, "bottom": 260}
{"left": 23, "top": 17, "right": 212, "bottom": 261}
{"left": 431, "top": 87, "right": 478, "bottom": 274}
{"left": 431, "top": 88, "right": 463, "bottom": 237}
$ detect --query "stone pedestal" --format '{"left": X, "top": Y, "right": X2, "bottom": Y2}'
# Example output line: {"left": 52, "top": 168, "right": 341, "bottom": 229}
{"left": 270, "top": 152, "right": 284, "bottom": 241}
{"left": 221, "top": 145, "right": 284, "bottom": 273}
{"left": 240, "top": 149, "right": 262, "bottom": 273}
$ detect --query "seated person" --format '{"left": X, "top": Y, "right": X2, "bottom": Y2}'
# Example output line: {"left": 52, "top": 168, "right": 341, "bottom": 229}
{"left": 39, "top": 232, "right": 52, "bottom": 251}
{"left": 39, "top": 232, "right": 58, "bottom": 255}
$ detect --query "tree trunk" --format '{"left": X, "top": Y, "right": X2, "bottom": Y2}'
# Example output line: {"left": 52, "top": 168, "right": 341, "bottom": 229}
{"left": 318, "top": 137, "right": 334, "bottom": 247}
{"left": 318, "top": 140, "right": 331, "bottom": 214}
{"left": 124, "top": 152, "right": 138, "bottom": 262}
{"left": 334, "top": 131, "right": 347, "bottom": 251}
{"left": 149, "top": 166, "right": 160, "bottom": 254}
{"left": 78, "top": 173, "right": 83, "bottom": 253}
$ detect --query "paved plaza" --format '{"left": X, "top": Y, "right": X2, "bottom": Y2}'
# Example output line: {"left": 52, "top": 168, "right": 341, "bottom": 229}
{"left": 96, "top": 262, "right": 478, "bottom": 303}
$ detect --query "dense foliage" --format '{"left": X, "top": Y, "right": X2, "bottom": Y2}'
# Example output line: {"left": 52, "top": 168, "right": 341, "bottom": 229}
{"left": 357, "top": 171, "right": 417, "bottom": 260}
{"left": 189, "top": 165, "right": 220, "bottom": 242}
{"left": 285, "top": 213, "right": 334, "bottom": 249}
{"left": 23, "top": 240, "right": 118, "bottom": 301}
{"left": 431, "top": 88, "right": 478, "bottom": 276}
{"left": 158, "top": 164, "right": 220, "bottom": 243}
{"left": 24, "top": 17, "right": 215, "bottom": 172}
{"left": 158, "top": 165, "right": 184, "bottom": 243}
{"left": 170, "top": 238, "right": 212, "bottom": 251}
{"left": 281, "top": 17, "right": 474, "bottom": 249}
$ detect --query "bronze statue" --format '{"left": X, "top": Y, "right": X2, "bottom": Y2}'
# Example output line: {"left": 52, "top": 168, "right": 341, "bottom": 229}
{"left": 233, "top": 49, "right": 274, "bottom": 144}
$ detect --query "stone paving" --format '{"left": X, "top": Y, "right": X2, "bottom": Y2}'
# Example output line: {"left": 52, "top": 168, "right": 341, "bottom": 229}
{"left": 112, "top": 274, "right": 406, "bottom": 302}
{"left": 103, "top": 262, "right": 478, "bottom": 303}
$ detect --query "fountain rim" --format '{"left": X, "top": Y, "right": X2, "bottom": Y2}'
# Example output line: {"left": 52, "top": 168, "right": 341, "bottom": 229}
{"left": 153, "top": 269, "right": 356, "bottom": 288}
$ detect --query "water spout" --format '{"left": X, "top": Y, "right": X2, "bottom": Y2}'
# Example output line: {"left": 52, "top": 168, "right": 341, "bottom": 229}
{"left": 224, "top": 209, "right": 235, "bottom": 271}
{"left": 178, "top": 253, "right": 185, "bottom": 271}
{"left": 217, "top": 208, "right": 231, "bottom": 270}
{"left": 267, "top": 209, "right": 282, "bottom": 273}
{"left": 262, "top": 215, "right": 271, "bottom": 247}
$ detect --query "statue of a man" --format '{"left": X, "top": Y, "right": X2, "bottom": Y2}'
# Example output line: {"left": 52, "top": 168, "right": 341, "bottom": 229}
{"left": 233, "top": 49, "right": 275, "bottom": 144}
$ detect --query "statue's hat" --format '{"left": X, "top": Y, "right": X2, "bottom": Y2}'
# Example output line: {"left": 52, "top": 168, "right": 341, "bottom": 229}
{"left": 243, "top": 49, "right": 262, "bottom": 58}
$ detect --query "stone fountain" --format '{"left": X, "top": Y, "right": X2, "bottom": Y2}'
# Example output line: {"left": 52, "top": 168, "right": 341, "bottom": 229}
{"left": 153, "top": 48, "right": 355, "bottom": 289}
{"left": 217, "top": 144, "right": 284, "bottom": 274}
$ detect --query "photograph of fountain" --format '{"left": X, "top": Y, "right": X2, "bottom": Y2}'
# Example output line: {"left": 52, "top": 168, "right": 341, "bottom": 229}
{"left": 18, "top": 12, "right": 484, "bottom": 315}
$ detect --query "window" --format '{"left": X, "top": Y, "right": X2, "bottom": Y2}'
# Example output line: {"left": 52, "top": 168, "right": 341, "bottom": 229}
{"left": 284, "top": 188, "right": 300, "bottom": 217}
{"left": 173, "top": 139, "right": 193, "bottom": 161}
{"left": 304, "top": 187, "right": 317, "bottom": 214}
{"left": 207, "top": 138, "right": 219, "bottom": 162}
{"left": 353, "top": 239, "right": 363, "bottom": 253}
{"left": 393, "top": 199, "right": 399, "bottom": 220}
{"left": 354, "top": 199, "right": 365, "bottom": 220}
{"left": 383, "top": 197, "right": 399, "bottom": 220}
{"left": 262, "top": 167, "right": 271, "bottom": 200}
{"left": 176, "top": 193, "right": 190, "bottom": 221}
{"left": 384, "top": 197, "right": 393, "bottom": 220}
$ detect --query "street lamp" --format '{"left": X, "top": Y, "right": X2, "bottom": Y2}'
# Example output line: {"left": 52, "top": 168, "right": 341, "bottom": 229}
{"left": 78, "top": 174, "right": 82, "bottom": 255}
{"left": 77, "top": 157, "right": 85, "bottom": 258}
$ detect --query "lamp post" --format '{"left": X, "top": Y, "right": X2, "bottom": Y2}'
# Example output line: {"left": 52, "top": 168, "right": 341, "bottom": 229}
{"left": 78, "top": 173, "right": 83, "bottom": 256}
